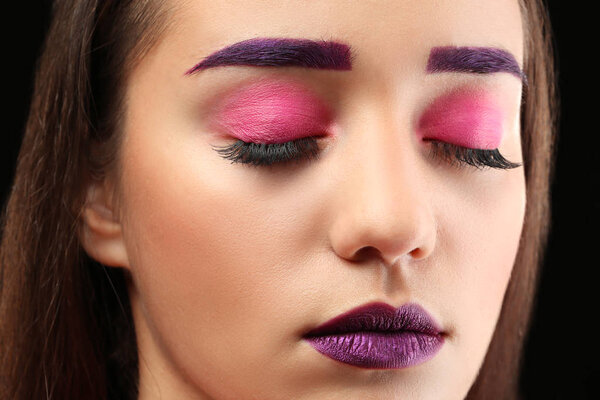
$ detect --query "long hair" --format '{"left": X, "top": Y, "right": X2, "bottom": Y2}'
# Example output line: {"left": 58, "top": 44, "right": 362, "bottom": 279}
{"left": 0, "top": 0, "right": 557, "bottom": 399}
{"left": 466, "top": 0, "right": 557, "bottom": 398}
{"left": 0, "top": 1, "right": 173, "bottom": 399}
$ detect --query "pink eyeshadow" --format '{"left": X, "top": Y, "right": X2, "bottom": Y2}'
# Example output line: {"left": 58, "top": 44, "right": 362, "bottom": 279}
{"left": 417, "top": 89, "right": 504, "bottom": 149}
{"left": 210, "top": 80, "right": 334, "bottom": 144}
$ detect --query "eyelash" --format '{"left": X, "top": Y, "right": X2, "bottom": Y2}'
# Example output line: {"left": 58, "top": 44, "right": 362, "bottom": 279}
{"left": 212, "top": 137, "right": 321, "bottom": 167}
{"left": 426, "top": 140, "right": 522, "bottom": 170}
{"left": 211, "top": 136, "right": 522, "bottom": 170}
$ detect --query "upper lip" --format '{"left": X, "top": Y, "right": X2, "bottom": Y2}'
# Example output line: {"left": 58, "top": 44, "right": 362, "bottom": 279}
{"left": 303, "top": 301, "right": 443, "bottom": 337}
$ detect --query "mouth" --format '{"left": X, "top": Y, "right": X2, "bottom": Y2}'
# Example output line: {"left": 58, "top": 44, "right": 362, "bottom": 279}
{"left": 302, "top": 302, "right": 445, "bottom": 369}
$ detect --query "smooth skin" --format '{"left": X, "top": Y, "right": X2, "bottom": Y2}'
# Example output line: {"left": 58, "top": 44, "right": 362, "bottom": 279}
{"left": 81, "top": 0, "right": 526, "bottom": 399}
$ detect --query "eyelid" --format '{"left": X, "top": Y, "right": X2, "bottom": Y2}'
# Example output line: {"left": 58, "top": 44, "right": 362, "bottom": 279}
{"left": 209, "top": 84, "right": 518, "bottom": 169}
{"left": 210, "top": 79, "right": 335, "bottom": 144}
{"left": 417, "top": 89, "right": 505, "bottom": 150}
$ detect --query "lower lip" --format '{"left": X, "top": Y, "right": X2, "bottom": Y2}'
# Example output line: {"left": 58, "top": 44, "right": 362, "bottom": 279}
{"left": 304, "top": 331, "right": 444, "bottom": 369}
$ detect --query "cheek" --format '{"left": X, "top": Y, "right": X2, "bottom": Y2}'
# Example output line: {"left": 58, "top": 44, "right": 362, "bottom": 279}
{"left": 471, "top": 172, "right": 525, "bottom": 305}
{"left": 117, "top": 118, "right": 318, "bottom": 394}
{"left": 438, "top": 168, "right": 526, "bottom": 378}
{"left": 120, "top": 130, "right": 273, "bottom": 327}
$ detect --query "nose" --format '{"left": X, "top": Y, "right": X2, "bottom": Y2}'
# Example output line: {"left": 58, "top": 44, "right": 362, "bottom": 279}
{"left": 328, "top": 116, "right": 437, "bottom": 269}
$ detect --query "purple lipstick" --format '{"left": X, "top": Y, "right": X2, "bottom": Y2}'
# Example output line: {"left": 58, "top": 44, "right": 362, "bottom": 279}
{"left": 303, "top": 302, "right": 445, "bottom": 369}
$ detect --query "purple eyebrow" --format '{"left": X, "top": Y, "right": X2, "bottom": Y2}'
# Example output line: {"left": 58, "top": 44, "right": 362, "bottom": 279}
{"left": 185, "top": 37, "right": 354, "bottom": 75}
{"left": 427, "top": 46, "right": 526, "bottom": 82}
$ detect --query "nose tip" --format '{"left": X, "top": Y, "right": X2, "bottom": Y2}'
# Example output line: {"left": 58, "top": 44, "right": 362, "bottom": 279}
{"left": 330, "top": 203, "right": 436, "bottom": 269}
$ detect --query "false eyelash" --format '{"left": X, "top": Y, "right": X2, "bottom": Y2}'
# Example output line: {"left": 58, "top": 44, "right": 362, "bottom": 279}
{"left": 211, "top": 137, "right": 321, "bottom": 167}
{"left": 212, "top": 137, "right": 522, "bottom": 170}
{"left": 426, "top": 140, "right": 522, "bottom": 170}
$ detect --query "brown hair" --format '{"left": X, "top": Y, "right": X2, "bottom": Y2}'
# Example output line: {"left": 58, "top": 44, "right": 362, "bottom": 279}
{"left": 0, "top": 0, "right": 557, "bottom": 399}
{"left": 0, "top": 1, "right": 174, "bottom": 399}
{"left": 466, "top": 0, "right": 557, "bottom": 398}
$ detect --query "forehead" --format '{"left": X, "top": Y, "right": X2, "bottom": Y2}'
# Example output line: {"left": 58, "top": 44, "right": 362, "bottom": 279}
{"left": 166, "top": 0, "right": 524, "bottom": 67}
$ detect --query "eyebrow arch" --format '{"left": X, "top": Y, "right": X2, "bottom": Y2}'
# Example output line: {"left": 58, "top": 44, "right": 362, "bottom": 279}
{"left": 184, "top": 37, "right": 354, "bottom": 75}
{"left": 426, "top": 46, "right": 526, "bottom": 83}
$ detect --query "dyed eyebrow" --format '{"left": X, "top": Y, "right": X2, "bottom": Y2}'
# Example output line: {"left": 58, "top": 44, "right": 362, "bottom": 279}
{"left": 426, "top": 46, "right": 526, "bottom": 83}
{"left": 185, "top": 37, "right": 354, "bottom": 75}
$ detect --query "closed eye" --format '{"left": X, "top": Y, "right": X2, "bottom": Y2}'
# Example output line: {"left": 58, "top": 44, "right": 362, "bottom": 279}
{"left": 211, "top": 136, "right": 521, "bottom": 170}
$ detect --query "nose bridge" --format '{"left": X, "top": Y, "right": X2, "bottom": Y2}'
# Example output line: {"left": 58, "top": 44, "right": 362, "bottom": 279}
{"left": 329, "top": 96, "right": 436, "bottom": 267}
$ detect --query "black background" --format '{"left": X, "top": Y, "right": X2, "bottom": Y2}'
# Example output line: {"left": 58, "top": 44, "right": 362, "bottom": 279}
{"left": 2, "top": 1, "right": 596, "bottom": 398}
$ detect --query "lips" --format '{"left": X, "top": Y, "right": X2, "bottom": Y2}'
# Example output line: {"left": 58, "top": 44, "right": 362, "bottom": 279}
{"left": 302, "top": 302, "right": 445, "bottom": 369}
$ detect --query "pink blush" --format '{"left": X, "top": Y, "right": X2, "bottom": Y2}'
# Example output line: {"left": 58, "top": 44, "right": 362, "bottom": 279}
{"left": 211, "top": 80, "right": 334, "bottom": 144}
{"left": 417, "top": 90, "right": 504, "bottom": 149}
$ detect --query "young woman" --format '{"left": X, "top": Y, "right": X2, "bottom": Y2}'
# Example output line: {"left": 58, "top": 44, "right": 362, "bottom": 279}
{"left": 0, "top": 0, "right": 556, "bottom": 399}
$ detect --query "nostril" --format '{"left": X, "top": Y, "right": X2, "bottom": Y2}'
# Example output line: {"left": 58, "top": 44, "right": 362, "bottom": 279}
{"left": 351, "top": 246, "right": 403, "bottom": 267}
{"left": 351, "top": 246, "right": 380, "bottom": 263}
{"left": 409, "top": 247, "right": 427, "bottom": 260}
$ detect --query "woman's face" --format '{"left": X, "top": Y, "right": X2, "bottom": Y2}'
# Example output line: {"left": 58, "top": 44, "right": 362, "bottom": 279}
{"left": 114, "top": 0, "right": 525, "bottom": 398}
